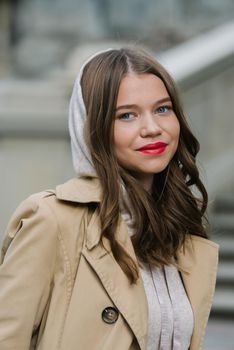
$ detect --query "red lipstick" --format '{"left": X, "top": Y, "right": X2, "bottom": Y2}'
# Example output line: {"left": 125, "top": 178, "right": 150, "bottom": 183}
{"left": 137, "top": 142, "right": 167, "bottom": 155}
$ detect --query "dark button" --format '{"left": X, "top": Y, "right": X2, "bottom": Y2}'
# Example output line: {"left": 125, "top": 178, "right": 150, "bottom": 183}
{"left": 102, "top": 307, "right": 119, "bottom": 324}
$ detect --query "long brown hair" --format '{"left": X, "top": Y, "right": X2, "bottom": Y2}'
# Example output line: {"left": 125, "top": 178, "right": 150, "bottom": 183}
{"left": 81, "top": 47, "right": 208, "bottom": 284}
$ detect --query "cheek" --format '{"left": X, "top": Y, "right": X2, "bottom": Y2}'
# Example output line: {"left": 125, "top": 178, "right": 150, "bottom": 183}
{"left": 113, "top": 129, "right": 126, "bottom": 160}
{"left": 174, "top": 120, "right": 180, "bottom": 144}
{"left": 113, "top": 123, "right": 134, "bottom": 152}
{"left": 168, "top": 117, "right": 180, "bottom": 144}
{"left": 113, "top": 126, "right": 123, "bottom": 152}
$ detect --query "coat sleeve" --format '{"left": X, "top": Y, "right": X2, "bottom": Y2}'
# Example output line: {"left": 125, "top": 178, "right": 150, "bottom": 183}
{"left": 0, "top": 194, "right": 58, "bottom": 350}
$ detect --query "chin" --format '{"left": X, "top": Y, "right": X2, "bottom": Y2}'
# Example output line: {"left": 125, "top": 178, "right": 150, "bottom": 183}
{"left": 141, "top": 165, "right": 169, "bottom": 175}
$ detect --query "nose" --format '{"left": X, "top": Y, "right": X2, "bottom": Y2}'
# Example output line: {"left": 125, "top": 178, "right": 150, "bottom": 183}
{"left": 140, "top": 113, "right": 162, "bottom": 138}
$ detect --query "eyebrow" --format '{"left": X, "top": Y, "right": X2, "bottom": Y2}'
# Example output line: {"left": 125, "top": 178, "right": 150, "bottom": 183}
{"left": 115, "top": 97, "right": 172, "bottom": 112}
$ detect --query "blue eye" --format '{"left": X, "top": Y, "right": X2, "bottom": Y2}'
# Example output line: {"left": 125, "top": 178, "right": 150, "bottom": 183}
{"left": 157, "top": 106, "right": 170, "bottom": 113}
{"left": 119, "top": 113, "right": 133, "bottom": 120}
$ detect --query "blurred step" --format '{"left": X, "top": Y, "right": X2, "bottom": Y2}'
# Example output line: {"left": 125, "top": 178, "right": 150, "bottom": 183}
{"left": 0, "top": 79, "right": 68, "bottom": 137}
{"left": 213, "top": 194, "right": 234, "bottom": 213}
{"left": 204, "top": 319, "right": 234, "bottom": 349}
{"left": 213, "top": 236, "right": 234, "bottom": 259}
{"left": 211, "top": 213, "right": 234, "bottom": 234}
{"left": 210, "top": 192, "right": 234, "bottom": 321}
{"left": 217, "top": 261, "right": 234, "bottom": 286}
{"left": 211, "top": 287, "right": 234, "bottom": 317}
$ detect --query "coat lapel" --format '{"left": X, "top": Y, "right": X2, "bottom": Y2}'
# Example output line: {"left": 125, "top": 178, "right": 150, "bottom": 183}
{"left": 177, "top": 235, "right": 219, "bottom": 350}
{"left": 56, "top": 178, "right": 219, "bottom": 350}
{"left": 82, "top": 208, "right": 148, "bottom": 350}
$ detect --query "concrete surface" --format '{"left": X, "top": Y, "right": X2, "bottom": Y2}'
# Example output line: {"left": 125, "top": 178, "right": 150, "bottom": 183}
{"left": 204, "top": 319, "right": 234, "bottom": 350}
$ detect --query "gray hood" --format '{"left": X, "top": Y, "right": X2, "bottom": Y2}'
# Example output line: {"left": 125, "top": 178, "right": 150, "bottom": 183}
{"left": 69, "top": 48, "right": 112, "bottom": 177}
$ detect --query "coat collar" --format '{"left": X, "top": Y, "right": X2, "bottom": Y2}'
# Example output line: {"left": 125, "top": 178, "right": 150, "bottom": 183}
{"left": 55, "top": 177, "right": 219, "bottom": 274}
{"left": 56, "top": 177, "right": 102, "bottom": 203}
{"left": 56, "top": 177, "right": 192, "bottom": 273}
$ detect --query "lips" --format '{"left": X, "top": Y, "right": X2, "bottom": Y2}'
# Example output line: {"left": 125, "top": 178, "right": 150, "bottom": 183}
{"left": 136, "top": 141, "right": 168, "bottom": 155}
{"left": 137, "top": 142, "right": 167, "bottom": 151}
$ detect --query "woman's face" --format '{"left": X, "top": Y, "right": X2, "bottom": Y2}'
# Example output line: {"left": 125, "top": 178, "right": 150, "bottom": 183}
{"left": 113, "top": 73, "right": 180, "bottom": 191}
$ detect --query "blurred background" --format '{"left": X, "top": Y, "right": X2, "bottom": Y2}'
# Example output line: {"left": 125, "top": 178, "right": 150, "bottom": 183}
{"left": 0, "top": 0, "right": 234, "bottom": 348}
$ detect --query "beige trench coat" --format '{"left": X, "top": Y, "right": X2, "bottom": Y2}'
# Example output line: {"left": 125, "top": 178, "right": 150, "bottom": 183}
{"left": 0, "top": 177, "right": 219, "bottom": 350}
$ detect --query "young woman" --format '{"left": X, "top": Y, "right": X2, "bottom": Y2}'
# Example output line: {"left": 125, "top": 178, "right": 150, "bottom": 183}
{"left": 0, "top": 47, "right": 218, "bottom": 350}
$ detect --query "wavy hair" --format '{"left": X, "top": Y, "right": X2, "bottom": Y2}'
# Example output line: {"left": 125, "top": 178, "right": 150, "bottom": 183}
{"left": 81, "top": 47, "right": 208, "bottom": 284}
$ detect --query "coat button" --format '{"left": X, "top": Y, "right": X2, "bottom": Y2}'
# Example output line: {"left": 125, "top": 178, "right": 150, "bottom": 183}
{"left": 102, "top": 307, "right": 119, "bottom": 324}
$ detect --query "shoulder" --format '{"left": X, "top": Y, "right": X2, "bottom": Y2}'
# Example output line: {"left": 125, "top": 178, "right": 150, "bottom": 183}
{"left": 183, "top": 235, "right": 219, "bottom": 262}
{"left": 186, "top": 234, "right": 219, "bottom": 251}
{"left": 1, "top": 176, "right": 103, "bottom": 265}
{"left": 177, "top": 234, "right": 219, "bottom": 274}
{"left": 4, "top": 190, "right": 58, "bottom": 240}
{"left": 1, "top": 177, "right": 100, "bottom": 263}
{"left": 1, "top": 191, "right": 58, "bottom": 263}
{"left": 5, "top": 176, "right": 101, "bottom": 238}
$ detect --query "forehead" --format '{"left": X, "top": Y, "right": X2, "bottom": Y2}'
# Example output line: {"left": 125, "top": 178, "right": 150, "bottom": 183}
{"left": 116, "top": 73, "right": 169, "bottom": 106}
